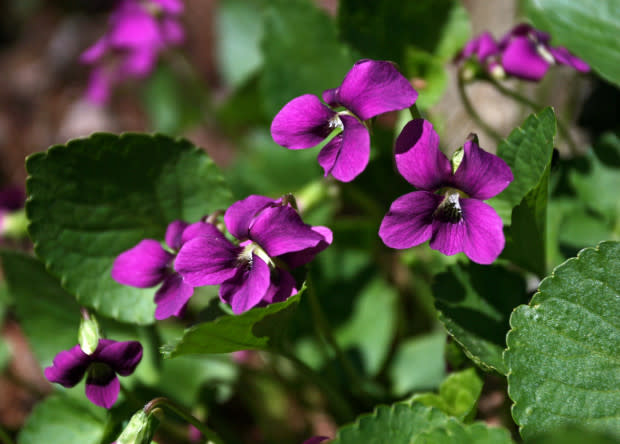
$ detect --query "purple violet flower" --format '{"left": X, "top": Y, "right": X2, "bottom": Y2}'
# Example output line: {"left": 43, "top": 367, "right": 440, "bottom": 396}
{"left": 498, "top": 23, "right": 589, "bottom": 81}
{"left": 112, "top": 220, "right": 215, "bottom": 320}
{"left": 379, "top": 119, "right": 513, "bottom": 264}
{"left": 44, "top": 339, "right": 143, "bottom": 408}
{"left": 81, "top": 0, "right": 185, "bottom": 104}
{"left": 270, "top": 59, "right": 418, "bottom": 182}
{"left": 455, "top": 32, "right": 503, "bottom": 77}
{"left": 175, "top": 195, "right": 332, "bottom": 314}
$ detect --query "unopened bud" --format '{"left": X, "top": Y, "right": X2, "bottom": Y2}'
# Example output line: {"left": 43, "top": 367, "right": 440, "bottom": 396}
{"left": 78, "top": 310, "right": 102, "bottom": 355}
{"left": 116, "top": 409, "right": 160, "bottom": 444}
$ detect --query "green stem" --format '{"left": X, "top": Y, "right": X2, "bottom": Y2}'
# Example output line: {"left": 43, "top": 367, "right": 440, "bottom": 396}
{"left": 409, "top": 103, "right": 423, "bottom": 120}
{"left": 278, "top": 350, "right": 355, "bottom": 422}
{"left": 457, "top": 74, "right": 503, "bottom": 143}
{"left": 485, "top": 77, "right": 579, "bottom": 155}
{"left": 0, "top": 426, "right": 15, "bottom": 444}
{"left": 145, "top": 397, "right": 224, "bottom": 444}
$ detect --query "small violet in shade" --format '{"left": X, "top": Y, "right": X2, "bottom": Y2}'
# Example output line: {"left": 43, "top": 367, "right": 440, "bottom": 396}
{"left": 0, "top": 185, "right": 25, "bottom": 238}
{"left": 271, "top": 59, "right": 418, "bottom": 182}
{"left": 80, "top": 0, "right": 185, "bottom": 104}
{"left": 175, "top": 195, "right": 332, "bottom": 314}
{"left": 45, "top": 339, "right": 142, "bottom": 409}
{"left": 112, "top": 220, "right": 215, "bottom": 320}
{"left": 455, "top": 32, "right": 504, "bottom": 78}
{"left": 379, "top": 119, "right": 513, "bottom": 264}
{"left": 498, "top": 23, "right": 589, "bottom": 81}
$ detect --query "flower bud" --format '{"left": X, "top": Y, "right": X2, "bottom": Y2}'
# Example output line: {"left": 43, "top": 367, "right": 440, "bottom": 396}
{"left": 78, "top": 311, "right": 102, "bottom": 355}
{"left": 0, "top": 209, "right": 28, "bottom": 240}
{"left": 116, "top": 409, "right": 159, "bottom": 444}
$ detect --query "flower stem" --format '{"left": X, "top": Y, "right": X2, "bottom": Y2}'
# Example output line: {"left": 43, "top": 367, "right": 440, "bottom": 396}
{"left": 409, "top": 103, "right": 423, "bottom": 120}
{"left": 144, "top": 397, "right": 224, "bottom": 444}
{"left": 457, "top": 74, "right": 503, "bottom": 144}
{"left": 484, "top": 76, "right": 579, "bottom": 155}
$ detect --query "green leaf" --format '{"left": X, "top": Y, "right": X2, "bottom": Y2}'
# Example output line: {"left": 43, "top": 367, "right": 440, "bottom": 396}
{"left": 18, "top": 395, "right": 106, "bottom": 444}
{"left": 570, "top": 152, "right": 620, "bottom": 220}
{"left": 163, "top": 292, "right": 301, "bottom": 357}
{"left": 501, "top": 164, "right": 550, "bottom": 277}
{"left": 330, "top": 402, "right": 513, "bottom": 444}
{"left": 260, "top": 0, "right": 355, "bottom": 116}
{"left": 505, "top": 241, "right": 620, "bottom": 439}
{"left": 334, "top": 277, "right": 398, "bottom": 377}
{"left": 410, "top": 368, "right": 483, "bottom": 421}
{"left": 524, "top": 427, "right": 620, "bottom": 444}
{"left": 522, "top": 0, "right": 620, "bottom": 87}
{"left": 337, "top": 0, "right": 465, "bottom": 66}
{"left": 433, "top": 262, "right": 528, "bottom": 374}
{"left": 0, "top": 251, "right": 80, "bottom": 366}
{"left": 216, "top": 0, "right": 264, "bottom": 88}
{"left": 489, "top": 107, "right": 556, "bottom": 222}
{"left": 389, "top": 332, "right": 447, "bottom": 396}
{"left": 26, "top": 133, "right": 233, "bottom": 324}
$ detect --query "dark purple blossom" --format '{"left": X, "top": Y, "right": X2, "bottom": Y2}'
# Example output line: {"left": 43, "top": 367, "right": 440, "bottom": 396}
{"left": 498, "top": 24, "right": 589, "bottom": 81}
{"left": 271, "top": 59, "right": 418, "bottom": 182}
{"left": 379, "top": 119, "right": 513, "bottom": 264}
{"left": 175, "top": 195, "right": 332, "bottom": 314}
{"left": 112, "top": 220, "right": 214, "bottom": 320}
{"left": 45, "top": 339, "right": 142, "bottom": 408}
{"left": 81, "top": 0, "right": 185, "bottom": 104}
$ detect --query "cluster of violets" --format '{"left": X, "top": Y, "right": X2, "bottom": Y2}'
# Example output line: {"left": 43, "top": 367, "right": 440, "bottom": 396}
{"left": 46, "top": 57, "right": 515, "bottom": 418}
{"left": 456, "top": 23, "right": 589, "bottom": 81}
{"left": 81, "top": 0, "right": 185, "bottom": 104}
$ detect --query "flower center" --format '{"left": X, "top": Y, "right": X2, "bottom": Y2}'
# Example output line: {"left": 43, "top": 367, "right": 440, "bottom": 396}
{"left": 433, "top": 190, "right": 464, "bottom": 224}
{"left": 535, "top": 43, "right": 555, "bottom": 64}
{"left": 87, "top": 362, "right": 115, "bottom": 385}
{"left": 238, "top": 242, "right": 275, "bottom": 269}
{"left": 328, "top": 114, "right": 344, "bottom": 131}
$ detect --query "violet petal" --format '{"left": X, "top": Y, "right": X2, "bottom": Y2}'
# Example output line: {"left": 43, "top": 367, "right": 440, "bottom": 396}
{"left": 165, "top": 220, "right": 189, "bottom": 251}
{"left": 460, "top": 198, "right": 505, "bottom": 264}
{"left": 154, "top": 273, "right": 194, "bottom": 320}
{"left": 335, "top": 59, "right": 418, "bottom": 121}
{"left": 95, "top": 339, "right": 143, "bottom": 376}
{"left": 80, "top": 37, "right": 109, "bottom": 64}
{"left": 174, "top": 236, "right": 240, "bottom": 286}
{"left": 501, "top": 36, "right": 550, "bottom": 81}
{"left": 109, "top": 5, "right": 162, "bottom": 49}
{"left": 111, "top": 239, "right": 173, "bottom": 288}
{"left": 379, "top": 191, "right": 440, "bottom": 249}
{"left": 317, "top": 114, "right": 370, "bottom": 182}
{"left": 85, "top": 368, "right": 120, "bottom": 409}
{"left": 279, "top": 225, "right": 333, "bottom": 268}
{"left": 476, "top": 32, "right": 500, "bottom": 62}
{"left": 249, "top": 205, "right": 325, "bottom": 257}
{"left": 44, "top": 345, "right": 91, "bottom": 388}
{"left": 271, "top": 94, "right": 336, "bottom": 150}
{"left": 220, "top": 254, "right": 271, "bottom": 314}
{"left": 260, "top": 269, "right": 297, "bottom": 305}
{"left": 394, "top": 119, "right": 452, "bottom": 190}
{"left": 429, "top": 219, "right": 467, "bottom": 256}
{"left": 152, "top": 0, "right": 184, "bottom": 14}
{"left": 452, "top": 138, "right": 513, "bottom": 200}
{"left": 84, "top": 67, "right": 113, "bottom": 105}
{"left": 549, "top": 47, "right": 590, "bottom": 72}
{"left": 224, "top": 195, "right": 275, "bottom": 241}
{"left": 181, "top": 221, "right": 223, "bottom": 244}
{"left": 321, "top": 88, "right": 339, "bottom": 108}
{"left": 160, "top": 17, "right": 185, "bottom": 45}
